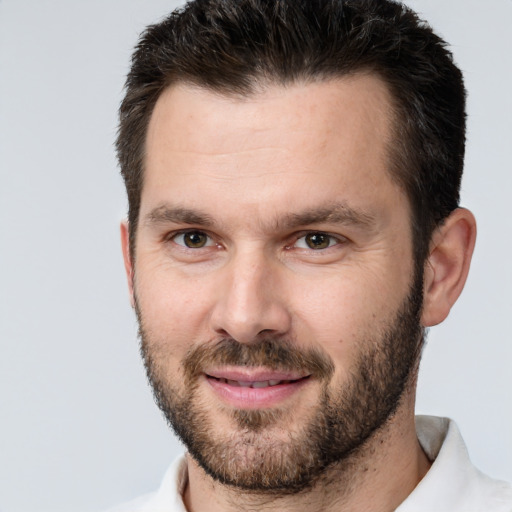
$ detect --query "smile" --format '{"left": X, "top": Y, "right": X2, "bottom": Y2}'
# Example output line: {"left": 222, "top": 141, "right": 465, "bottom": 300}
{"left": 204, "top": 370, "right": 311, "bottom": 408}
{"left": 209, "top": 377, "right": 303, "bottom": 388}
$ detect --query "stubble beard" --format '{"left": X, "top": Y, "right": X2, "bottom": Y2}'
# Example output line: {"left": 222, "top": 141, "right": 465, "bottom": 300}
{"left": 136, "top": 271, "right": 424, "bottom": 494}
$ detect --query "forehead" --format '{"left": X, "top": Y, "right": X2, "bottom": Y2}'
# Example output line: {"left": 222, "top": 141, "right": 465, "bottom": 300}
{"left": 142, "top": 75, "right": 405, "bottom": 227}
{"left": 146, "top": 74, "right": 394, "bottom": 160}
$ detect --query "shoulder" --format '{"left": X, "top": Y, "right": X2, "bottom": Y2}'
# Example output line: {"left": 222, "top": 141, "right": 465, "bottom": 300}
{"left": 398, "top": 416, "right": 512, "bottom": 512}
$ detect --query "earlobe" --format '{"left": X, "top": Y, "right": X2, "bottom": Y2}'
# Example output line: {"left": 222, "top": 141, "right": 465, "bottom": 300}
{"left": 421, "top": 208, "right": 477, "bottom": 327}
{"left": 120, "top": 221, "right": 135, "bottom": 308}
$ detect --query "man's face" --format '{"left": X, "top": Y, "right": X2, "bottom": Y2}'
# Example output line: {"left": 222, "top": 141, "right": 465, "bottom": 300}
{"left": 127, "top": 76, "right": 424, "bottom": 492}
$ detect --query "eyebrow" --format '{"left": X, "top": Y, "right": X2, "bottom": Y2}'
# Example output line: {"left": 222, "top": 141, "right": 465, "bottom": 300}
{"left": 280, "top": 203, "right": 376, "bottom": 230}
{"left": 145, "top": 205, "right": 214, "bottom": 227}
{"left": 143, "top": 202, "right": 376, "bottom": 231}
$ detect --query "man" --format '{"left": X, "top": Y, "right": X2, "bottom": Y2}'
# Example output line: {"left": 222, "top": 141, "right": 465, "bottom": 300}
{"left": 113, "top": 0, "right": 512, "bottom": 510}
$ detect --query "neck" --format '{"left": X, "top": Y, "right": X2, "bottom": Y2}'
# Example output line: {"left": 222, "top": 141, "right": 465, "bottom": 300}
{"left": 182, "top": 393, "right": 431, "bottom": 512}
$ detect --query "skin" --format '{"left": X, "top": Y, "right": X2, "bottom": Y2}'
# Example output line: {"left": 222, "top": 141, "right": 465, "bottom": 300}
{"left": 121, "top": 75, "right": 476, "bottom": 512}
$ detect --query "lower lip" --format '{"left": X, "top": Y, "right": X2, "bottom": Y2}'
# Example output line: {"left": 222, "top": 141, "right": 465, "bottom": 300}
{"left": 205, "top": 376, "right": 310, "bottom": 409}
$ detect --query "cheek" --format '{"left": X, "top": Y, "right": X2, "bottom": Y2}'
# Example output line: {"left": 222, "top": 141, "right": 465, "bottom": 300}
{"left": 289, "top": 270, "right": 407, "bottom": 369}
{"left": 134, "top": 265, "right": 215, "bottom": 354}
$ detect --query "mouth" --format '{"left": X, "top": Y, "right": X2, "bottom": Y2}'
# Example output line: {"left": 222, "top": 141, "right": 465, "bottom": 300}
{"left": 208, "top": 377, "right": 307, "bottom": 388}
{"left": 204, "top": 368, "right": 312, "bottom": 408}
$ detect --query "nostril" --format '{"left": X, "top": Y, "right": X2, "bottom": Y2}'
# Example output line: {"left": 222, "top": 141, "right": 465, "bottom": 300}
{"left": 258, "top": 328, "right": 276, "bottom": 336}
{"left": 215, "top": 328, "right": 231, "bottom": 338}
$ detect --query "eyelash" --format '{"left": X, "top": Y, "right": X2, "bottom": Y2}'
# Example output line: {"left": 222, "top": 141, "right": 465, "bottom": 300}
{"left": 168, "top": 230, "right": 217, "bottom": 249}
{"left": 291, "top": 232, "right": 344, "bottom": 250}
{"left": 167, "top": 229, "right": 346, "bottom": 251}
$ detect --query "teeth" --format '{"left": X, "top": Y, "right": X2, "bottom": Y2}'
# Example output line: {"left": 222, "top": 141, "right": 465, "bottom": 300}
{"left": 218, "top": 378, "right": 289, "bottom": 388}
{"left": 252, "top": 381, "right": 269, "bottom": 388}
{"left": 225, "top": 379, "right": 247, "bottom": 387}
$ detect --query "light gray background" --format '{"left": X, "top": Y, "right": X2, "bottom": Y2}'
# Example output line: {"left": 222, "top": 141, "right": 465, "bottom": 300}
{"left": 0, "top": 1, "right": 510, "bottom": 511}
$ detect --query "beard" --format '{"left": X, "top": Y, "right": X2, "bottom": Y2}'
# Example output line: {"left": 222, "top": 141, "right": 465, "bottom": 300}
{"left": 136, "top": 270, "right": 424, "bottom": 495}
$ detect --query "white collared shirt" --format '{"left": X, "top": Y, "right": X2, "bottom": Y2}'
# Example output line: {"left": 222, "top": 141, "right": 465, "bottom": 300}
{"left": 106, "top": 416, "right": 512, "bottom": 512}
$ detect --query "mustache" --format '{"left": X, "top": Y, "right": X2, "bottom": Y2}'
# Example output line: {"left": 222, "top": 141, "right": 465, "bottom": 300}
{"left": 183, "top": 337, "right": 335, "bottom": 381}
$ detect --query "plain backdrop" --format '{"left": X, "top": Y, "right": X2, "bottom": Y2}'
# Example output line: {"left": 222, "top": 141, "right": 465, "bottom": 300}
{"left": 0, "top": 1, "right": 510, "bottom": 511}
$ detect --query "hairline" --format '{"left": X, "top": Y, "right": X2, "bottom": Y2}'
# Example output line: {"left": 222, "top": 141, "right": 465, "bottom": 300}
{"left": 129, "top": 70, "right": 420, "bottom": 259}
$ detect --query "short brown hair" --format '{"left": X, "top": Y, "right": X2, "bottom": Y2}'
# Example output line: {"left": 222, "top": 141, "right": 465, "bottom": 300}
{"left": 117, "top": 0, "right": 466, "bottom": 265}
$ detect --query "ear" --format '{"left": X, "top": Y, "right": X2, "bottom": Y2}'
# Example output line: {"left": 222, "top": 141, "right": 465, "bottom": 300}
{"left": 120, "top": 221, "right": 135, "bottom": 308}
{"left": 421, "top": 208, "right": 477, "bottom": 327}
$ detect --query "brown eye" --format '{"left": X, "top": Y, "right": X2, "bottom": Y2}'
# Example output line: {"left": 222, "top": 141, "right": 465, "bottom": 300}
{"left": 304, "top": 233, "right": 331, "bottom": 249}
{"left": 174, "top": 231, "right": 212, "bottom": 248}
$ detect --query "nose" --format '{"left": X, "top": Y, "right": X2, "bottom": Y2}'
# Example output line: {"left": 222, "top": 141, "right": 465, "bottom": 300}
{"left": 210, "top": 250, "right": 292, "bottom": 344}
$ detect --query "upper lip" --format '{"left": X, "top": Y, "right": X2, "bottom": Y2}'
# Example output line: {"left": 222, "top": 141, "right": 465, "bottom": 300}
{"left": 204, "top": 367, "right": 310, "bottom": 382}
